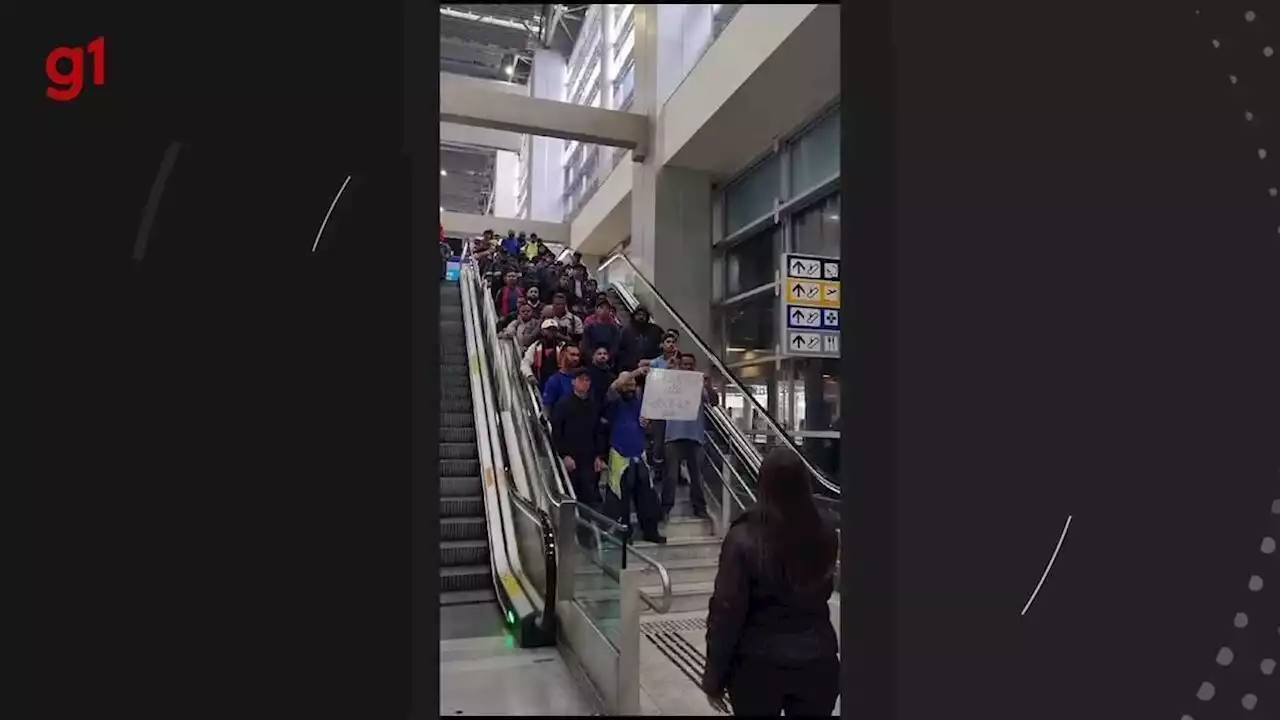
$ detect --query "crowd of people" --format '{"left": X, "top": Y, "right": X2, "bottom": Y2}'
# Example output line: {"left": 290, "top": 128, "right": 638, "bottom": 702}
{"left": 454, "top": 228, "right": 841, "bottom": 716}
{"left": 462, "top": 228, "right": 719, "bottom": 546}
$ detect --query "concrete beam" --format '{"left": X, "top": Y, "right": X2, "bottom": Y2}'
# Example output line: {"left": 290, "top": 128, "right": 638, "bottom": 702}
{"left": 440, "top": 82, "right": 651, "bottom": 158}
{"left": 440, "top": 122, "right": 521, "bottom": 153}
{"left": 441, "top": 210, "right": 569, "bottom": 246}
{"left": 661, "top": 4, "right": 840, "bottom": 177}
{"left": 569, "top": 153, "right": 634, "bottom": 256}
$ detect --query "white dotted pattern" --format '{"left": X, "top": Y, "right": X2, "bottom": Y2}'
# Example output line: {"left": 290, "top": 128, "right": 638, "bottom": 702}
{"left": 1188, "top": 10, "right": 1276, "bottom": 718}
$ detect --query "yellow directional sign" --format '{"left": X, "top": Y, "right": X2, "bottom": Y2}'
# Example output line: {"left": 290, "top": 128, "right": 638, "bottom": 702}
{"left": 818, "top": 281, "right": 841, "bottom": 308}
{"left": 785, "top": 279, "right": 822, "bottom": 304}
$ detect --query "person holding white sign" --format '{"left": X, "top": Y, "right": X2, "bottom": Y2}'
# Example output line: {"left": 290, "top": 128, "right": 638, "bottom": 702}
{"left": 659, "top": 353, "right": 718, "bottom": 522}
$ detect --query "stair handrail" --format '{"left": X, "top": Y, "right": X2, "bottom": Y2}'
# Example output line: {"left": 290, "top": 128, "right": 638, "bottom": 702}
{"left": 600, "top": 253, "right": 840, "bottom": 497}
{"left": 458, "top": 263, "right": 557, "bottom": 637}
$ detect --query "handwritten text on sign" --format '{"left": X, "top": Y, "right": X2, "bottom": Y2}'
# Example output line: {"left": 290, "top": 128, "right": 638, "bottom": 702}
{"left": 639, "top": 369, "right": 705, "bottom": 421}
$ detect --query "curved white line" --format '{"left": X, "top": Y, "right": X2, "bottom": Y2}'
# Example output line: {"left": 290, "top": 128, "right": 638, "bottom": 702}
{"left": 1021, "top": 515, "right": 1072, "bottom": 616}
{"left": 312, "top": 174, "right": 352, "bottom": 252}
{"left": 132, "top": 141, "right": 182, "bottom": 261}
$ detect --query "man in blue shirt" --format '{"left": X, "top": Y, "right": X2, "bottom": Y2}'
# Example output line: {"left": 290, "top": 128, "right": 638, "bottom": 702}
{"left": 541, "top": 345, "right": 583, "bottom": 410}
{"left": 660, "top": 353, "right": 717, "bottom": 521}
{"left": 602, "top": 370, "right": 666, "bottom": 544}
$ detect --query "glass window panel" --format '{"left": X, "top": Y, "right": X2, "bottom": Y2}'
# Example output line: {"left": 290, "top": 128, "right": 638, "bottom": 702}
{"left": 719, "top": 360, "right": 775, "bottom": 431}
{"left": 789, "top": 108, "right": 841, "bottom": 195}
{"left": 791, "top": 193, "right": 841, "bottom": 258}
{"left": 725, "top": 153, "right": 781, "bottom": 235}
{"left": 725, "top": 228, "right": 777, "bottom": 296}
{"left": 720, "top": 292, "right": 775, "bottom": 364}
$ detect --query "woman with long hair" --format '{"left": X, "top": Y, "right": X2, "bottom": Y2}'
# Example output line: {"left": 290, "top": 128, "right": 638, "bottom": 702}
{"left": 701, "top": 448, "right": 840, "bottom": 716}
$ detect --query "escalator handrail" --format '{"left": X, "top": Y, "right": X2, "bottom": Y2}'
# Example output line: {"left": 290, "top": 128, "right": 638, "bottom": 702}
{"left": 459, "top": 263, "right": 556, "bottom": 633}
{"left": 601, "top": 254, "right": 840, "bottom": 496}
{"left": 507, "top": 489, "right": 558, "bottom": 624}
{"left": 461, "top": 253, "right": 673, "bottom": 614}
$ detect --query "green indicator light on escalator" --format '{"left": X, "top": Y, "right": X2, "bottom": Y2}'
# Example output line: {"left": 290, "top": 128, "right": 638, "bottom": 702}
{"left": 506, "top": 610, "right": 516, "bottom": 625}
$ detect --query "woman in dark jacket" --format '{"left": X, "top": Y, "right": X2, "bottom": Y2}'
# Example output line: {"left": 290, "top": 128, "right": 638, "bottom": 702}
{"left": 701, "top": 449, "right": 840, "bottom": 716}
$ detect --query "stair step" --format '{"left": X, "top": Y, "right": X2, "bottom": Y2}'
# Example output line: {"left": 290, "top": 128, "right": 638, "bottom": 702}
{"left": 440, "top": 426, "right": 477, "bottom": 443}
{"left": 441, "top": 412, "right": 474, "bottom": 428}
{"left": 441, "top": 397, "right": 473, "bottom": 413}
{"left": 442, "top": 516, "right": 488, "bottom": 540}
{"left": 441, "top": 539, "right": 489, "bottom": 566}
{"left": 576, "top": 581, "right": 716, "bottom": 615}
{"left": 441, "top": 476, "right": 482, "bottom": 497}
{"left": 440, "top": 459, "right": 481, "bottom": 476}
{"left": 659, "top": 516, "right": 718, "bottom": 540}
{"left": 576, "top": 556, "right": 720, "bottom": 586}
{"left": 441, "top": 564, "right": 493, "bottom": 593}
{"left": 440, "top": 495, "right": 485, "bottom": 518}
{"left": 439, "top": 442, "right": 478, "bottom": 459}
{"left": 633, "top": 535, "right": 723, "bottom": 562}
{"left": 441, "top": 588, "right": 496, "bottom": 606}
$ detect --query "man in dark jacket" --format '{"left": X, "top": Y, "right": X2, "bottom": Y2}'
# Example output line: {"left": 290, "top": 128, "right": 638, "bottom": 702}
{"left": 493, "top": 270, "right": 525, "bottom": 316}
{"left": 550, "top": 368, "right": 608, "bottom": 507}
{"left": 583, "top": 345, "right": 617, "bottom": 407}
{"left": 618, "top": 305, "right": 665, "bottom": 371}
{"left": 582, "top": 296, "right": 622, "bottom": 361}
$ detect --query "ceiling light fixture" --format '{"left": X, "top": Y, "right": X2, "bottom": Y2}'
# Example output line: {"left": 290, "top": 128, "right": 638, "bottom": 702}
{"left": 440, "top": 169, "right": 448, "bottom": 176}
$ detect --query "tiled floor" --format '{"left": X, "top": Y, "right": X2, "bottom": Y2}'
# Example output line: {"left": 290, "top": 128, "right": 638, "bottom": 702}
{"left": 439, "top": 635, "right": 601, "bottom": 716}
{"left": 440, "top": 604, "right": 601, "bottom": 716}
{"left": 636, "top": 602, "right": 842, "bottom": 716}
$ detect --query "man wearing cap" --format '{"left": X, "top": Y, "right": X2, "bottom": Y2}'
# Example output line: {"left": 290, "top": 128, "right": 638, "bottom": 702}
{"left": 521, "top": 319, "right": 567, "bottom": 391}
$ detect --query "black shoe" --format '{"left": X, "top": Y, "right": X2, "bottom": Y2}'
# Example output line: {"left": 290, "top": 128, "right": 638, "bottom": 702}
{"left": 692, "top": 508, "right": 711, "bottom": 520}
{"left": 642, "top": 532, "right": 668, "bottom": 545}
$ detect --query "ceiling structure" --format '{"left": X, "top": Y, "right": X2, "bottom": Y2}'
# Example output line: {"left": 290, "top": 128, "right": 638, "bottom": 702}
{"left": 440, "top": 144, "right": 496, "bottom": 214}
{"left": 440, "top": 4, "right": 545, "bottom": 85}
{"left": 438, "top": 5, "right": 587, "bottom": 214}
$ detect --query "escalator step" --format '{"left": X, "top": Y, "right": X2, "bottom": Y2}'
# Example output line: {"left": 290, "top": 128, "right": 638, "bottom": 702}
{"left": 440, "top": 426, "right": 476, "bottom": 443}
{"left": 441, "top": 397, "right": 472, "bottom": 413}
{"left": 441, "top": 539, "right": 490, "bottom": 566}
{"left": 440, "top": 442, "right": 478, "bottom": 459}
{"left": 440, "top": 496, "right": 484, "bottom": 517}
{"left": 441, "top": 385, "right": 472, "bottom": 400}
{"left": 442, "top": 516, "right": 488, "bottom": 540}
{"left": 441, "top": 413, "right": 474, "bottom": 427}
{"left": 441, "top": 564, "right": 492, "bottom": 592}
{"left": 441, "top": 308, "right": 463, "bottom": 321}
{"left": 441, "top": 476, "right": 482, "bottom": 497}
{"left": 441, "top": 459, "right": 481, "bottom": 476}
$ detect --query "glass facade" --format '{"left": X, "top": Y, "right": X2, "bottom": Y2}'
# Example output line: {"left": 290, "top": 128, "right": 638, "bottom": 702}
{"left": 708, "top": 103, "right": 842, "bottom": 472}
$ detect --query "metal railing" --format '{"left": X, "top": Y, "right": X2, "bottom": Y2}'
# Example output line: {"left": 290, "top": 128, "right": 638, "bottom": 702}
{"left": 457, "top": 265, "right": 556, "bottom": 644}
{"left": 600, "top": 252, "right": 841, "bottom": 499}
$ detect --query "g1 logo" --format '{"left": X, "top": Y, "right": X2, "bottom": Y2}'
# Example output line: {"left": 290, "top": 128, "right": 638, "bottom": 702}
{"left": 46, "top": 36, "right": 105, "bottom": 102}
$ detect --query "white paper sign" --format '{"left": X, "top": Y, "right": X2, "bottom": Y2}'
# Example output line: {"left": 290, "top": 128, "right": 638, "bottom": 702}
{"left": 639, "top": 369, "right": 705, "bottom": 421}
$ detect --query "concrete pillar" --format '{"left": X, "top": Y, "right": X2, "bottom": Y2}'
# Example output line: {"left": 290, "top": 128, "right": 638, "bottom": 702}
{"left": 628, "top": 5, "right": 714, "bottom": 341}
{"left": 493, "top": 150, "right": 519, "bottom": 218}
{"left": 529, "top": 49, "right": 568, "bottom": 223}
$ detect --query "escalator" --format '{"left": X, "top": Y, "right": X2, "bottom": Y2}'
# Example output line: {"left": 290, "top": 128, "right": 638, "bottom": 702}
{"left": 436, "top": 278, "right": 557, "bottom": 647}
{"left": 438, "top": 282, "right": 494, "bottom": 606}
